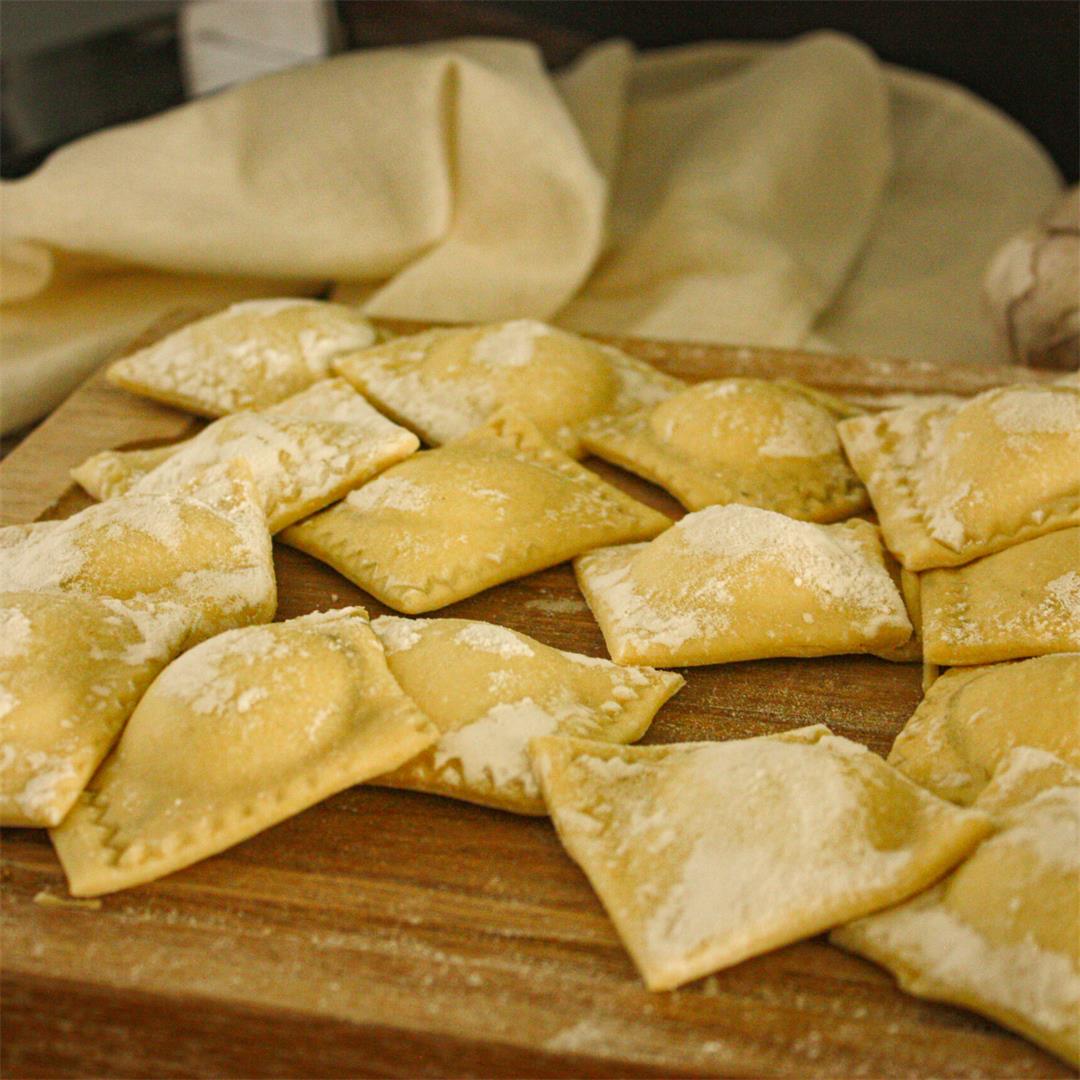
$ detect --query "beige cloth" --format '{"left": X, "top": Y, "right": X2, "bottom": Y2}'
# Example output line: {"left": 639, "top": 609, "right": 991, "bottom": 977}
{"left": 0, "top": 33, "right": 1062, "bottom": 433}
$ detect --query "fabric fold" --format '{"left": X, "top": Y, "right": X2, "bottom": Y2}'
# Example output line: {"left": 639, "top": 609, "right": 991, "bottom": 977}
{"left": 0, "top": 31, "right": 1063, "bottom": 434}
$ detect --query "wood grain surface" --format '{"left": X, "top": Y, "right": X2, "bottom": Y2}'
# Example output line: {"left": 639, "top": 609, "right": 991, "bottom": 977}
{"left": 0, "top": 322, "right": 1070, "bottom": 1079}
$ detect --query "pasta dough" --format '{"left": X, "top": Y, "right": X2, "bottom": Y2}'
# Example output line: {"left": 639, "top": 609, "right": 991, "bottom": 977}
{"left": 580, "top": 377, "right": 868, "bottom": 520}
{"left": 887, "top": 654, "right": 1080, "bottom": 806}
{"left": 370, "top": 616, "right": 683, "bottom": 814}
{"left": 107, "top": 299, "right": 376, "bottom": 417}
{"left": 833, "top": 749, "right": 1079, "bottom": 1067}
{"left": 50, "top": 608, "right": 438, "bottom": 896}
{"left": 0, "top": 592, "right": 189, "bottom": 827}
{"left": 283, "top": 410, "right": 672, "bottom": 613}
{"left": 530, "top": 725, "right": 991, "bottom": 991}
{"left": 333, "top": 320, "right": 684, "bottom": 456}
{"left": 920, "top": 528, "right": 1080, "bottom": 665}
{"left": 838, "top": 383, "right": 1080, "bottom": 570}
{"left": 574, "top": 504, "right": 911, "bottom": 666}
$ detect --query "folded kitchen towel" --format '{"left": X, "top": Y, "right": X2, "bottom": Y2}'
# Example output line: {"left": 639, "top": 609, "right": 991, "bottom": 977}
{"left": 0, "top": 32, "right": 1062, "bottom": 433}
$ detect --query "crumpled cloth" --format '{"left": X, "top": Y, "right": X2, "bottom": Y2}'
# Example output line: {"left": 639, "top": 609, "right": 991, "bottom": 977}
{"left": 0, "top": 32, "right": 1062, "bottom": 433}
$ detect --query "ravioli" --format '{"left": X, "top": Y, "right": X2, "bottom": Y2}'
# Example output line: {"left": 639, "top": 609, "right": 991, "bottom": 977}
{"left": 0, "top": 592, "right": 189, "bottom": 827}
{"left": 107, "top": 299, "right": 376, "bottom": 417}
{"left": 580, "top": 377, "right": 867, "bottom": 520}
{"left": 833, "top": 749, "right": 1079, "bottom": 1067}
{"left": 370, "top": 616, "right": 683, "bottom": 814}
{"left": 0, "top": 462, "right": 276, "bottom": 645}
{"left": 574, "top": 504, "right": 911, "bottom": 666}
{"left": 530, "top": 725, "right": 990, "bottom": 991}
{"left": 50, "top": 609, "right": 438, "bottom": 896}
{"left": 283, "top": 410, "right": 672, "bottom": 613}
{"left": 333, "top": 320, "right": 684, "bottom": 456}
{"left": 887, "top": 654, "right": 1080, "bottom": 806}
{"left": 838, "top": 383, "right": 1080, "bottom": 570}
{"left": 920, "top": 528, "right": 1080, "bottom": 665}
{"left": 72, "top": 378, "right": 417, "bottom": 516}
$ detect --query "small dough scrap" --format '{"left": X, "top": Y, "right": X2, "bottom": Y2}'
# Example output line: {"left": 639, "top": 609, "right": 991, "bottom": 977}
{"left": 838, "top": 383, "right": 1080, "bottom": 570}
{"left": 0, "top": 592, "right": 190, "bottom": 827}
{"left": 107, "top": 300, "right": 376, "bottom": 417}
{"left": 530, "top": 726, "right": 991, "bottom": 991}
{"left": 833, "top": 749, "right": 1079, "bottom": 1067}
{"left": 283, "top": 410, "right": 672, "bottom": 613}
{"left": 333, "top": 319, "right": 684, "bottom": 457}
{"left": 921, "top": 528, "right": 1080, "bottom": 665}
{"left": 370, "top": 616, "right": 684, "bottom": 814}
{"left": 887, "top": 654, "right": 1080, "bottom": 806}
{"left": 0, "top": 462, "right": 276, "bottom": 645}
{"left": 574, "top": 504, "right": 912, "bottom": 667}
{"left": 580, "top": 378, "right": 868, "bottom": 521}
{"left": 50, "top": 608, "right": 438, "bottom": 896}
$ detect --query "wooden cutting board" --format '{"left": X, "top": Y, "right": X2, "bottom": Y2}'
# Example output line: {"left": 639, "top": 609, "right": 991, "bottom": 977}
{"left": 0, "top": 321, "right": 1069, "bottom": 1079}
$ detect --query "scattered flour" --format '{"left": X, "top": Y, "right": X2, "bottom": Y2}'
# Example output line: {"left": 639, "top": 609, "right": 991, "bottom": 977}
{"left": 989, "top": 386, "right": 1080, "bottom": 436}
{"left": 434, "top": 696, "right": 590, "bottom": 797}
{"left": 471, "top": 320, "right": 551, "bottom": 369}
{"left": 0, "top": 607, "right": 32, "bottom": 658}
{"left": 1045, "top": 571, "right": 1080, "bottom": 620}
{"left": 372, "top": 616, "right": 430, "bottom": 655}
{"left": 452, "top": 622, "right": 535, "bottom": 659}
{"left": 347, "top": 475, "right": 431, "bottom": 514}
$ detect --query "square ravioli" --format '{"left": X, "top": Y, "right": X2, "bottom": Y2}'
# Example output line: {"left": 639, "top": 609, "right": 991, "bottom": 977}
{"left": 920, "top": 528, "right": 1080, "bottom": 665}
{"left": 51, "top": 609, "right": 438, "bottom": 896}
{"left": 107, "top": 299, "right": 376, "bottom": 417}
{"left": 0, "top": 463, "right": 276, "bottom": 646}
{"left": 574, "top": 504, "right": 911, "bottom": 666}
{"left": 833, "top": 749, "right": 1079, "bottom": 1068}
{"left": 369, "top": 616, "right": 684, "bottom": 814}
{"left": 74, "top": 384, "right": 419, "bottom": 533}
{"left": 72, "top": 378, "right": 415, "bottom": 508}
{"left": 530, "top": 725, "right": 991, "bottom": 991}
{"left": 282, "top": 411, "right": 672, "bottom": 613}
{"left": 333, "top": 319, "right": 684, "bottom": 457}
{"left": 0, "top": 592, "right": 190, "bottom": 827}
{"left": 579, "top": 377, "right": 868, "bottom": 521}
{"left": 838, "top": 383, "right": 1080, "bottom": 570}
{"left": 886, "top": 654, "right": 1080, "bottom": 806}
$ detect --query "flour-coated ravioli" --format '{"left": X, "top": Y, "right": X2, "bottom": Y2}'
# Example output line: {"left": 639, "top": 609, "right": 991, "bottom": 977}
{"left": 283, "top": 411, "right": 672, "bottom": 613}
{"left": 369, "top": 616, "right": 683, "bottom": 814}
{"left": 920, "top": 528, "right": 1080, "bottom": 665}
{"left": 107, "top": 300, "right": 376, "bottom": 417}
{"left": 0, "top": 592, "right": 190, "bottom": 827}
{"left": 574, "top": 504, "right": 911, "bottom": 667}
{"left": 833, "top": 749, "right": 1079, "bottom": 1067}
{"left": 887, "top": 654, "right": 1080, "bottom": 806}
{"left": 838, "top": 383, "right": 1080, "bottom": 570}
{"left": 530, "top": 725, "right": 990, "bottom": 991}
{"left": 580, "top": 378, "right": 868, "bottom": 520}
{"left": 116, "top": 405, "right": 413, "bottom": 537}
{"left": 50, "top": 608, "right": 438, "bottom": 896}
{"left": 333, "top": 320, "right": 684, "bottom": 457}
{"left": 71, "top": 378, "right": 417, "bottom": 523}
{"left": 0, "top": 462, "right": 276, "bottom": 644}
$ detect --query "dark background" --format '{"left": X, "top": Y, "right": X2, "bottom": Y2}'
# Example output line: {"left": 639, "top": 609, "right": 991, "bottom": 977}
{"left": 2, "top": 0, "right": 1077, "bottom": 181}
